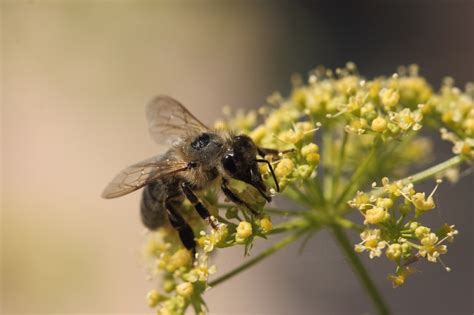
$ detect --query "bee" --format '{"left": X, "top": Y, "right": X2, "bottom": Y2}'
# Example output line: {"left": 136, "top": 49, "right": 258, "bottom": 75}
{"left": 102, "top": 95, "right": 281, "bottom": 255}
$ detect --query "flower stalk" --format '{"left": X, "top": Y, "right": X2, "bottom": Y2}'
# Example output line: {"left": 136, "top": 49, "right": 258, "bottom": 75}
{"left": 209, "top": 228, "right": 309, "bottom": 287}
{"left": 331, "top": 224, "right": 390, "bottom": 315}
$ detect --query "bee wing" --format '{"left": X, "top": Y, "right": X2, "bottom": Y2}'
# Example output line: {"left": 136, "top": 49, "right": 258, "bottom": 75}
{"left": 102, "top": 155, "right": 188, "bottom": 199}
{"left": 146, "top": 95, "right": 209, "bottom": 145}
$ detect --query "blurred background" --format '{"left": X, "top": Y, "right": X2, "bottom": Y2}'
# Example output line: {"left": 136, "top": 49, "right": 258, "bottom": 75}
{"left": 2, "top": 1, "right": 473, "bottom": 314}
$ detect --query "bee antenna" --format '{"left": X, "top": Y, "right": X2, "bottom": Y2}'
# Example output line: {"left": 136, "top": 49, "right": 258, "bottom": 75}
{"left": 256, "top": 159, "right": 280, "bottom": 192}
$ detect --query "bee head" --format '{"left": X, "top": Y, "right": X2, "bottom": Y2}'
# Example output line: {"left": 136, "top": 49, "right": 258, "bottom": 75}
{"left": 222, "top": 135, "right": 271, "bottom": 202}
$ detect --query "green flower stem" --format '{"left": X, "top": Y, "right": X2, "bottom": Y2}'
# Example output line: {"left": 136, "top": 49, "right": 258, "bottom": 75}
{"left": 331, "top": 224, "right": 390, "bottom": 315}
{"left": 209, "top": 229, "right": 309, "bottom": 287}
{"left": 323, "top": 129, "right": 334, "bottom": 200}
{"left": 264, "top": 207, "right": 307, "bottom": 217}
{"left": 371, "top": 155, "right": 464, "bottom": 197}
{"left": 401, "top": 155, "right": 464, "bottom": 185}
{"left": 270, "top": 217, "right": 313, "bottom": 235}
{"left": 286, "top": 184, "right": 318, "bottom": 207}
{"left": 332, "top": 131, "right": 349, "bottom": 198}
{"left": 334, "top": 141, "right": 379, "bottom": 208}
{"left": 334, "top": 217, "right": 364, "bottom": 232}
{"left": 307, "top": 178, "right": 326, "bottom": 205}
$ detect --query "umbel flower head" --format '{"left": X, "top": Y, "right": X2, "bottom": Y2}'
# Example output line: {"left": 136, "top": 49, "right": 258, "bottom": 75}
{"left": 143, "top": 63, "right": 471, "bottom": 314}
{"left": 350, "top": 178, "right": 458, "bottom": 286}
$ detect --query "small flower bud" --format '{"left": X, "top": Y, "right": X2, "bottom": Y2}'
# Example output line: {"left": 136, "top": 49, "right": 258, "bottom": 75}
{"left": 296, "top": 165, "right": 314, "bottom": 179}
{"left": 281, "top": 129, "right": 305, "bottom": 144}
{"left": 306, "top": 153, "right": 320, "bottom": 164}
{"left": 236, "top": 221, "right": 253, "bottom": 243}
{"left": 401, "top": 242, "right": 411, "bottom": 255}
{"left": 301, "top": 143, "right": 319, "bottom": 156}
{"left": 176, "top": 282, "right": 194, "bottom": 299}
{"left": 163, "top": 280, "right": 176, "bottom": 293}
{"left": 371, "top": 117, "right": 388, "bottom": 133}
{"left": 415, "top": 226, "right": 431, "bottom": 239}
{"left": 376, "top": 198, "right": 393, "bottom": 209}
{"left": 388, "top": 274, "right": 405, "bottom": 288}
{"left": 364, "top": 207, "right": 386, "bottom": 224}
{"left": 258, "top": 162, "right": 270, "bottom": 175}
{"left": 147, "top": 289, "right": 162, "bottom": 308}
{"left": 166, "top": 249, "right": 192, "bottom": 273}
{"left": 409, "top": 221, "right": 419, "bottom": 231}
{"left": 275, "top": 158, "right": 295, "bottom": 178}
{"left": 380, "top": 88, "right": 400, "bottom": 109}
{"left": 258, "top": 217, "right": 273, "bottom": 234}
{"left": 385, "top": 243, "right": 402, "bottom": 261}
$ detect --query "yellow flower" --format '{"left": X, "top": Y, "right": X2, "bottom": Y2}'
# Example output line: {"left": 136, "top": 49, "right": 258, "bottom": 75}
{"left": 354, "top": 229, "right": 387, "bottom": 259}
{"left": 147, "top": 289, "right": 163, "bottom": 308}
{"left": 176, "top": 282, "right": 194, "bottom": 299}
{"left": 376, "top": 198, "right": 393, "bottom": 209}
{"left": 280, "top": 129, "right": 305, "bottom": 144}
{"left": 411, "top": 192, "right": 435, "bottom": 211}
{"left": 371, "top": 116, "right": 388, "bottom": 133}
{"left": 364, "top": 207, "right": 387, "bottom": 225}
{"left": 388, "top": 267, "right": 417, "bottom": 288}
{"left": 236, "top": 221, "right": 253, "bottom": 243}
{"left": 275, "top": 158, "right": 295, "bottom": 178}
{"left": 419, "top": 232, "right": 448, "bottom": 263}
{"left": 380, "top": 88, "right": 400, "bottom": 109}
{"left": 385, "top": 243, "right": 402, "bottom": 261}
{"left": 166, "top": 249, "right": 192, "bottom": 273}
{"left": 258, "top": 217, "right": 273, "bottom": 234}
{"left": 301, "top": 143, "right": 319, "bottom": 156}
{"left": 414, "top": 226, "right": 431, "bottom": 239}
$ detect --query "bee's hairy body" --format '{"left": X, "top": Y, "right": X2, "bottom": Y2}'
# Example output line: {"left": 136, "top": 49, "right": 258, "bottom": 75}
{"left": 102, "top": 95, "right": 280, "bottom": 256}
{"left": 140, "top": 131, "right": 228, "bottom": 230}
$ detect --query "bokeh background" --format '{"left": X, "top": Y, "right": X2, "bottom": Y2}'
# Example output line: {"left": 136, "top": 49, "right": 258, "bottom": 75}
{"left": 2, "top": 1, "right": 473, "bottom": 314}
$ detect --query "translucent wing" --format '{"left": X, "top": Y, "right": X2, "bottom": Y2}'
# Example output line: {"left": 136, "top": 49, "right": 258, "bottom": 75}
{"left": 146, "top": 95, "right": 209, "bottom": 145}
{"left": 101, "top": 155, "right": 188, "bottom": 199}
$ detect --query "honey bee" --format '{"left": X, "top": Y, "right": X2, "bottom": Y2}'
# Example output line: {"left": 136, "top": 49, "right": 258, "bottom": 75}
{"left": 102, "top": 95, "right": 281, "bottom": 254}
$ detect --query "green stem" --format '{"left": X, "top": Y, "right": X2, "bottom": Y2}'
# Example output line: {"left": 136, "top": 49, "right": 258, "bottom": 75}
{"left": 265, "top": 207, "right": 307, "bottom": 217}
{"left": 269, "top": 217, "right": 313, "bottom": 235}
{"left": 334, "top": 217, "right": 364, "bottom": 232}
{"left": 371, "top": 155, "right": 464, "bottom": 197}
{"left": 306, "top": 177, "right": 326, "bottom": 206}
{"left": 286, "top": 184, "right": 317, "bottom": 207}
{"left": 209, "top": 229, "right": 308, "bottom": 287}
{"left": 323, "top": 129, "right": 334, "bottom": 200}
{"left": 335, "top": 141, "right": 379, "bottom": 208}
{"left": 401, "top": 155, "right": 464, "bottom": 185}
{"left": 332, "top": 131, "right": 349, "bottom": 199}
{"left": 331, "top": 224, "right": 390, "bottom": 315}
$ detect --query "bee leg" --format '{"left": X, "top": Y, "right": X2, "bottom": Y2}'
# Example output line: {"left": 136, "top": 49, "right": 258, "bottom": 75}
{"left": 165, "top": 198, "right": 197, "bottom": 258}
{"left": 221, "top": 178, "right": 259, "bottom": 215}
{"left": 258, "top": 147, "right": 294, "bottom": 157}
{"left": 181, "top": 182, "right": 219, "bottom": 229}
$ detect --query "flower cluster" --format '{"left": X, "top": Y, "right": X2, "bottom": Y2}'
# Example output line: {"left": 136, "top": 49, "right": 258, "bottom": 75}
{"left": 350, "top": 178, "right": 458, "bottom": 287}
{"left": 143, "top": 193, "right": 274, "bottom": 314}
{"left": 141, "top": 63, "right": 471, "bottom": 313}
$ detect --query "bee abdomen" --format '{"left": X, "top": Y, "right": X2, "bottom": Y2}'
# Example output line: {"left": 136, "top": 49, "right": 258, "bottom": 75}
{"left": 140, "top": 182, "right": 167, "bottom": 230}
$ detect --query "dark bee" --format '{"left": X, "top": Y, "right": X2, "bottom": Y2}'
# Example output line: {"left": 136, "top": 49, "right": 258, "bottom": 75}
{"left": 102, "top": 95, "right": 280, "bottom": 255}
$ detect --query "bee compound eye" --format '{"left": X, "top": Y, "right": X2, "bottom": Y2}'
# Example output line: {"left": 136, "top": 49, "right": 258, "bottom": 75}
{"left": 222, "top": 154, "right": 237, "bottom": 174}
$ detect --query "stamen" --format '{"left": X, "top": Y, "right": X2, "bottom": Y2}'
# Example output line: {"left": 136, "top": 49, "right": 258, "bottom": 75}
{"left": 438, "top": 256, "right": 451, "bottom": 272}
{"left": 428, "top": 179, "right": 443, "bottom": 198}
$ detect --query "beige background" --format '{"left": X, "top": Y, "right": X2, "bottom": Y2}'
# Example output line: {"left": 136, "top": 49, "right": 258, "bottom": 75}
{"left": 2, "top": 1, "right": 473, "bottom": 314}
